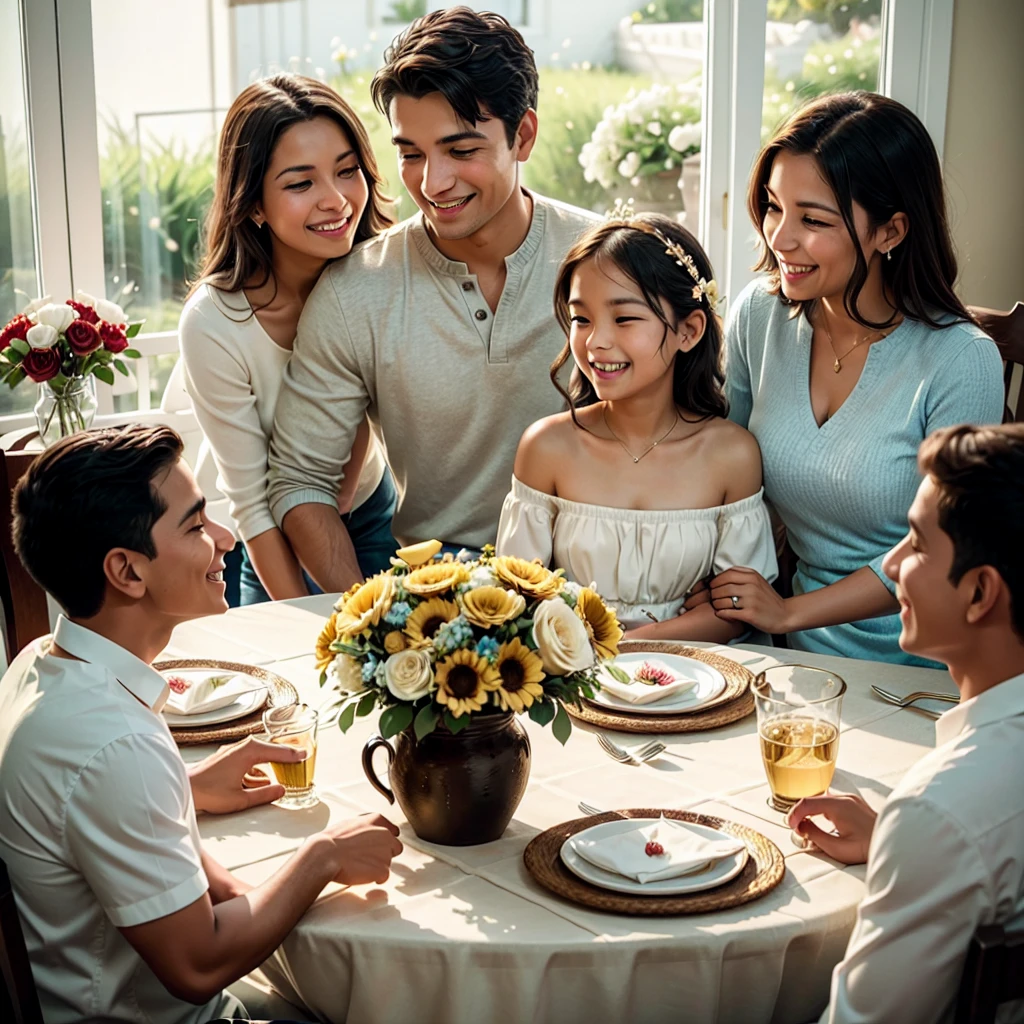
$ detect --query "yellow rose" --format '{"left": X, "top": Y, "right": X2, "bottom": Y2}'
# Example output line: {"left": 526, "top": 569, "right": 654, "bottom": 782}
{"left": 335, "top": 573, "right": 395, "bottom": 636}
{"left": 315, "top": 612, "right": 340, "bottom": 671}
{"left": 575, "top": 588, "right": 623, "bottom": 661}
{"left": 404, "top": 561, "right": 470, "bottom": 596}
{"left": 492, "top": 555, "right": 564, "bottom": 600}
{"left": 460, "top": 585, "right": 526, "bottom": 628}
{"left": 384, "top": 630, "right": 408, "bottom": 654}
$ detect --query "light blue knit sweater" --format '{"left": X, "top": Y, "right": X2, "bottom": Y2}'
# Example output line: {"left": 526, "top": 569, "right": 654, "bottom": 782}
{"left": 725, "top": 280, "right": 1004, "bottom": 665}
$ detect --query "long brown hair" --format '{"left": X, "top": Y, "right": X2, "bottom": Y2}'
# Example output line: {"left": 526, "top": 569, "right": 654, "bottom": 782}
{"left": 551, "top": 215, "right": 727, "bottom": 425}
{"left": 748, "top": 91, "right": 971, "bottom": 331}
{"left": 190, "top": 74, "right": 393, "bottom": 303}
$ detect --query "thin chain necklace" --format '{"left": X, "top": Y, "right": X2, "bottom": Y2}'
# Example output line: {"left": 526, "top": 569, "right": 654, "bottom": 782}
{"left": 819, "top": 311, "right": 893, "bottom": 373}
{"left": 601, "top": 407, "right": 680, "bottom": 464}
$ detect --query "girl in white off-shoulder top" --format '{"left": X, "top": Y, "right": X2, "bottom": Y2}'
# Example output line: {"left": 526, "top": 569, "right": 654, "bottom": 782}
{"left": 497, "top": 214, "right": 777, "bottom": 640}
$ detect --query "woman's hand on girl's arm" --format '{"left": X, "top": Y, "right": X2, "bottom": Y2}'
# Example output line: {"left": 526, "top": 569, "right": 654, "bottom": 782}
{"left": 244, "top": 527, "right": 309, "bottom": 601}
{"left": 709, "top": 565, "right": 898, "bottom": 634}
{"left": 624, "top": 602, "right": 745, "bottom": 645}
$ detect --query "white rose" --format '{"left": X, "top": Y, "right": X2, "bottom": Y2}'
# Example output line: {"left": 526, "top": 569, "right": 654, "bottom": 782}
{"left": 618, "top": 151, "right": 641, "bottom": 179}
{"left": 668, "top": 123, "right": 700, "bottom": 153}
{"left": 384, "top": 649, "right": 435, "bottom": 701}
{"left": 329, "top": 653, "right": 366, "bottom": 694}
{"left": 32, "top": 302, "right": 76, "bottom": 332}
{"left": 533, "top": 598, "right": 594, "bottom": 676}
{"left": 26, "top": 323, "right": 58, "bottom": 350}
{"left": 74, "top": 289, "right": 100, "bottom": 309}
{"left": 21, "top": 295, "right": 52, "bottom": 316}
{"left": 646, "top": 120, "right": 663, "bottom": 136}
{"left": 94, "top": 298, "right": 126, "bottom": 324}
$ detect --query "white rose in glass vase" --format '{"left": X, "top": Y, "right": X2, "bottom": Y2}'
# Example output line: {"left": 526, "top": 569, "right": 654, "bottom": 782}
{"left": 32, "top": 302, "right": 77, "bottom": 333}
{"left": 384, "top": 649, "right": 435, "bottom": 701}
{"left": 533, "top": 598, "right": 594, "bottom": 676}
{"left": 94, "top": 298, "right": 126, "bottom": 324}
{"left": 25, "top": 323, "right": 58, "bottom": 350}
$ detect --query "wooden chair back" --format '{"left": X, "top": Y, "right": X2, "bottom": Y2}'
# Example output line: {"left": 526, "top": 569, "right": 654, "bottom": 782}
{"left": 970, "top": 302, "right": 1024, "bottom": 423}
{"left": 0, "top": 860, "right": 43, "bottom": 1024}
{"left": 0, "top": 432, "right": 48, "bottom": 667}
{"left": 955, "top": 922, "right": 1024, "bottom": 1023}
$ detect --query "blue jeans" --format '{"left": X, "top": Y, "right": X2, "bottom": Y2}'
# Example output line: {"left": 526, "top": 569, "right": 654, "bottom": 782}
{"left": 236, "top": 470, "right": 398, "bottom": 606}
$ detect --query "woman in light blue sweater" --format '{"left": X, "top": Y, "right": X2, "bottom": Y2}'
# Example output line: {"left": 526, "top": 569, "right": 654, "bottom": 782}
{"left": 703, "top": 92, "right": 1003, "bottom": 664}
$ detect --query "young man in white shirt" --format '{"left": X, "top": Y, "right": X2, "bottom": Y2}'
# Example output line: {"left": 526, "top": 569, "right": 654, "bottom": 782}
{"left": 788, "top": 422, "right": 1024, "bottom": 1024}
{"left": 267, "top": 7, "right": 600, "bottom": 589}
{"left": 0, "top": 424, "right": 401, "bottom": 1024}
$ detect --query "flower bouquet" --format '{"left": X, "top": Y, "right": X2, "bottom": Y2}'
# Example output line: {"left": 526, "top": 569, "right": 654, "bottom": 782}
{"left": 0, "top": 292, "right": 143, "bottom": 444}
{"left": 316, "top": 542, "right": 623, "bottom": 745}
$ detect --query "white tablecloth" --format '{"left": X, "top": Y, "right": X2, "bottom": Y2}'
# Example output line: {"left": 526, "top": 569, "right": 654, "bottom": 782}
{"left": 166, "top": 596, "right": 957, "bottom": 1024}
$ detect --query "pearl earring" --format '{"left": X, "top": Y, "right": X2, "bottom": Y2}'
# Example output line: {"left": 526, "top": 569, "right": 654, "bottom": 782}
{"left": 886, "top": 247, "right": 892, "bottom": 261}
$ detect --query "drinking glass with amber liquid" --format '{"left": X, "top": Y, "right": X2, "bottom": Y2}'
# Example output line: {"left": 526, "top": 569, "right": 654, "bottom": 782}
{"left": 263, "top": 704, "right": 319, "bottom": 809}
{"left": 754, "top": 665, "right": 846, "bottom": 813}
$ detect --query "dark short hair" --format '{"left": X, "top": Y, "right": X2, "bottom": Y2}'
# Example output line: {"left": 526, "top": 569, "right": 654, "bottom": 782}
{"left": 371, "top": 6, "right": 539, "bottom": 146}
{"left": 551, "top": 214, "right": 727, "bottom": 424}
{"left": 748, "top": 91, "right": 971, "bottom": 332}
{"left": 13, "top": 424, "right": 184, "bottom": 618}
{"left": 918, "top": 423, "right": 1024, "bottom": 639}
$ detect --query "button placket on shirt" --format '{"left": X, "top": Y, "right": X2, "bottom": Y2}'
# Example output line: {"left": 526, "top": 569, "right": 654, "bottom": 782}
{"left": 457, "top": 277, "right": 495, "bottom": 354}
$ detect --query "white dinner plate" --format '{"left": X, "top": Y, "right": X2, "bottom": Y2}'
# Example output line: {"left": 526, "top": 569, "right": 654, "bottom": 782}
{"left": 589, "top": 652, "right": 727, "bottom": 715}
{"left": 161, "top": 686, "right": 267, "bottom": 728}
{"left": 560, "top": 817, "right": 749, "bottom": 896}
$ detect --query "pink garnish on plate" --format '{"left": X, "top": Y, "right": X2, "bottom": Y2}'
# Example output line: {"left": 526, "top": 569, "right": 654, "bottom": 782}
{"left": 633, "top": 661, "right": 676, "bottom": 687}
{"left": 645, "top": 841, "right": 665, "bottom": 857}
{"left": 165, "top": 675, "right": 191, "bottom": 695}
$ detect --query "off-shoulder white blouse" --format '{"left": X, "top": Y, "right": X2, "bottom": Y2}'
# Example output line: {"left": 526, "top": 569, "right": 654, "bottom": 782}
{"left": 496, "top": 476, "right": 778, "bottom": 629}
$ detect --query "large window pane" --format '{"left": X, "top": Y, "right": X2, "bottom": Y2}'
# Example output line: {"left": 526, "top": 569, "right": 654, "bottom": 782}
{"left": 762, "top": 0, "right": 883, "bottom": 140}
{"left": 0, "top": 0, "right": 41, "bottom": 418}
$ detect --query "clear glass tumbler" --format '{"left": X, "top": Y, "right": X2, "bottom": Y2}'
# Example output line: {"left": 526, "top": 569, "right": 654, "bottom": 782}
{"left": 263, "top": 704, "right": 319, "bottom": 810}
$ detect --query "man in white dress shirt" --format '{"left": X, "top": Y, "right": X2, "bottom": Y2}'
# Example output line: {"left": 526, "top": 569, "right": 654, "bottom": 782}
{"left": 789, "top": 422, "right": 1024, "bottom": 1024}
{"left": 0, "top": 424, "right": 401, "bottom": 1024}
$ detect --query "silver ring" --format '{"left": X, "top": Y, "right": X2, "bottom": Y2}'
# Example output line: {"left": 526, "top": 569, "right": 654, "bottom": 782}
{"left": 731, "top": 595, "right": 740, "bottom": 609}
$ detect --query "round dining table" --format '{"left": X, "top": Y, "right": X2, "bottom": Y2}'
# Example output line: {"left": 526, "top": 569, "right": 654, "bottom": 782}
{"left": 165, "top": 595, "right": 958, "bottom": 1024}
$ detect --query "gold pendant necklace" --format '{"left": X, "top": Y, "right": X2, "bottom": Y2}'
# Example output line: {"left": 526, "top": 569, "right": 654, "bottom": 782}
{"left": 602, "top": 407, "right": 680, "bottom": 464}
{"left": 820, "top": 314, "right": 889, "bottom": 373}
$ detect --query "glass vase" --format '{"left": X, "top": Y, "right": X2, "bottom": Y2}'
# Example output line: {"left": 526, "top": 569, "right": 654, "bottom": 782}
{"left": 34, "top": 375, "right": 98, "bottom": 446}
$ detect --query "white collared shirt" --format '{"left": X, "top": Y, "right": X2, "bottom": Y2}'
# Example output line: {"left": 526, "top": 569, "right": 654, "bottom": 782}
{"left": 0, "top": 617, "right": 241, "bottom": 1024}
{"left": 822, "top": 671, "right": 1024, "bottom": 1024}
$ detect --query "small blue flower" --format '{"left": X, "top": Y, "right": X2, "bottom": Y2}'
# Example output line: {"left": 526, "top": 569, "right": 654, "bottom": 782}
{"left": 434, "top": 615, "right": 474, "bottom": 655}
{"left": 361, "top": 654, "right": 379, "bottom": 684}
{"left": 475, "top": 636, "right": 500, "bottom": 662}
{"left": 385, "top": 601, "right": 412, "bottom": 627}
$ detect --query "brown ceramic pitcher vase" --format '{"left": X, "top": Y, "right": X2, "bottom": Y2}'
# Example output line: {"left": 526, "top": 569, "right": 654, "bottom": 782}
{"left": 361, "top": 710, "right": 531, "bottom": 846}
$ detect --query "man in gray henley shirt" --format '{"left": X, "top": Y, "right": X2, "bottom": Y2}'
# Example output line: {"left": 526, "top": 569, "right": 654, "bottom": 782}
{"left": 267, "top": 7, "right": 599, "bottom": 591}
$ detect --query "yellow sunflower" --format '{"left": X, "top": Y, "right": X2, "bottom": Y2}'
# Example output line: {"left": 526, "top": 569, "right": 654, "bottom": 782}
{"left": 335, "top": 572, "right": 395, "bottom": 637}
{"left": 403, "top": 597, "right": 460, "bottom": 648}
{"left": 384, "top": 630, "right": 408, "bottom": 654}
{"left": 491, "top": 555, "right": 564, "bottom": 600}
{"left": 493, "top": 638, "right": 545, "bottom": 712}
{"left": 315, "top": 612, "right": 340, "bottom": 671}
{"left": 460, "top": 585, "right": 526, "bottom": 628}
{"left": 434, "top": 649, "right": 500, "bottom": 718}
{"left": 575, "top": 588, "right": 623, "bottom": 661}
{"left": 404, "top": 561, "right": 470, "bottom": 596}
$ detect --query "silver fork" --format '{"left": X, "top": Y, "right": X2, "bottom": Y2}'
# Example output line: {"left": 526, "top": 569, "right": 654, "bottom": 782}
{"left": 578, "top": 800, "right": 616, "bottom": 817}
{"left": 872, "top": 684, "right": 959, "bottom": 708}
{"left": 596, "top": 734, "right": 665, "bottom": 765}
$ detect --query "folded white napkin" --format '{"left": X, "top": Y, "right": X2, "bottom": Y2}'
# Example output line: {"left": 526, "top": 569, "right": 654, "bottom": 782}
{"left": 571, "top": 815, "right": 746, "bottom": 884}
{"left": 162, "top": 671, "right": 262, "bottom": 717}
{"left": 598, "top": 661, "right": 699, "bottom": 705}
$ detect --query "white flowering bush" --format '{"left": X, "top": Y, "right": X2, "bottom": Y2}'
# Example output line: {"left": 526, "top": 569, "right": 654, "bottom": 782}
{"left": 578, "top": 81, "right": 702, "bottom": 191}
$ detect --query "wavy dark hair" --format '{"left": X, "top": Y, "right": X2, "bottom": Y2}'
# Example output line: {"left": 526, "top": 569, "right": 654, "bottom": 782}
{"left": 189, "top": 74, "right": 393, "bottom": 306}
{"left": 748, "top": 91, "right": 972, "bottom": 331}
{"left": 551, "top": 215, "right": 727, "bottom": 425}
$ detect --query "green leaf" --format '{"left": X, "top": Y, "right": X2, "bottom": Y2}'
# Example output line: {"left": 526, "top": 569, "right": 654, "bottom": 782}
{"left": 125, "top": 322, "right": 143, "bottom": 339}
{"left": 551, "top": 701, "right": 572, "bottom": 745}
{"left": 318, "top": 669, "right": 328, "bottom": 687}
{"left": 337, "top": 700, "right": 357, "bottom": 734}
{"left": 4, "top": 366, "right": 26, "bottom": 388}
{"left": 1, "top": 346, "right": 23, "bottom": 364}
{"left": 94, "top": 366, "right": 115, "bottom": 386}
{"left": 9, "top": 338, "right": 29, "bottom": 356}
{"left": 606, "top": 663, "right": 631, "bottom": 685}
{"left": 528, "top": 698, "right": 556, "bottom": 727}
{"left": 123, "top": 348, "right": 142, "bottom": 359}
{"left": 443, "top": 710, "right": 470, "bottom": 734}
{"left": 113, "top": 358, "right": 129, "bottom": 376}
{"left": 379, "top": 703, "right": 414, "bottom": 739}
{"left": 413, "top": 703, "right": 440, "bottom": 740}
{"left": 356, "top": 691, "right": 377, "bottom": 717}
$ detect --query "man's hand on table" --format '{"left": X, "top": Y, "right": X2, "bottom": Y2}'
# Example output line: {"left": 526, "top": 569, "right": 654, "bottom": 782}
{"left": 787, "top": 793, "right": 877, "bottom": 864}
{"left": 310, "top": 813, "right": 404, "bottom": 886}
{"left": 188, "top": 735, "right": 305, "bottom": 814}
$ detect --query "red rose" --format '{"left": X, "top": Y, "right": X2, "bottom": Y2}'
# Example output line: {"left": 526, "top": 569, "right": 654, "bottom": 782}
{"left": 99, "top": 320, "right": 129, "bottom": 353}
{"left": 0, "top": 314, "right": 32, "bottom": 347}
{"left": 65, "top": 319, "right": 102, "bottom": 356}
{"left": 67, "top": 299, "right": 100, "bottom": 325}
{"left": 21, "top": 347, "right": 62, "bottom": 383}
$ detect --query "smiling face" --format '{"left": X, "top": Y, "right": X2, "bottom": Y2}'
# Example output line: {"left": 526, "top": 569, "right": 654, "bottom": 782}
{"left": 882, "top": 475, "right": 970, "bottom": 661}
{"left": 567, "top": 257, "right": 702, "bottom": 404}
{"left": 390, "top": 92, "right": 535, "bottom": 242}
{"left": 255, "top": 116, "right": 369, "bottom": 262}
{"left": 128, "top": 459, "right": 236, "bottom": 625}
{"left": 761, "top": 150, "right": 889, "bottom": 307}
